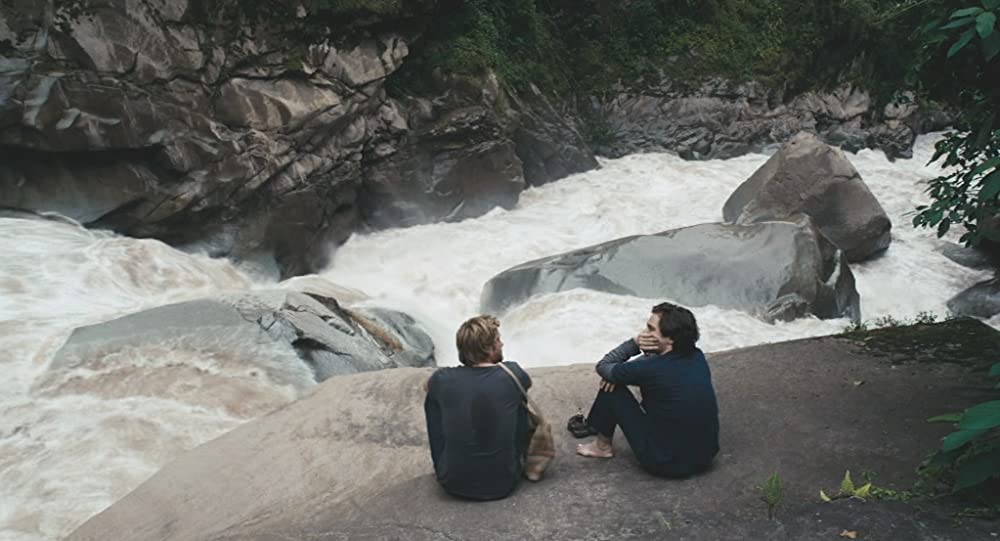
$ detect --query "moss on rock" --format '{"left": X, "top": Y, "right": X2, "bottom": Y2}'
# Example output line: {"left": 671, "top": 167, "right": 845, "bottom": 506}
{"left": 839, "top": 317, "right": 1000, "bottom": 370}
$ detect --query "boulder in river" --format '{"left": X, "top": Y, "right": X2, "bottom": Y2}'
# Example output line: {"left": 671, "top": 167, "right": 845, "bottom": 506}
{"left": 946, "top": 277, "right": 1000, "bottom": 319}
{"left": 50, "top": 289, "right": 435, "bottom": 387}
{"left": 723, "top": 131, "right": 892, "bottom": 262}
{"left": 480, "top": 216, "right": 860, "bottom": 323}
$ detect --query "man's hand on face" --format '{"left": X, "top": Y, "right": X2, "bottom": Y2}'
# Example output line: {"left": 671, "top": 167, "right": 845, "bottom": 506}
{"left": 635, "top": 332, "right": 660, "bottom": 353}
{"left": 600, "top": 379, "right": 616, "bottom": 392}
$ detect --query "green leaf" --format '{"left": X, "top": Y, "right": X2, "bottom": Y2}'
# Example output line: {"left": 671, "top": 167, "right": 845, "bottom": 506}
{"left": 854, "top": 482, "right": 872, "bottom": 499}
{"left": 840, "top": 470, "right": 855, "bottom": 493}
{"left": 949, "top": 28, "right": 977, "bottom": 57}
{"left": 943, "top": 428, "right": 988, "bottom": 451}
{"left": 984, "top": 30, "right": 1000, "bottom": 60}
{"left": 971, "top": 156, "right": 1000, "bottom": 177}
{"left": 820, "top": 489, "right": 832, "bottom": 502}
{"left": 952, "top": 6, "right": 985, "bottom": 18}
{"left": 977, "top": 12, "right": 997, "bottom": 38}
{"left": 928, "top": 412, "right": 964, "bottom": 423}
{"left": 938, "top": 219, "right": 952, "bottom": 236}
{"left": 941, "top": 16, "right": 977, "bottom": 30}
{"left": 980, "top": 171, "right": 1000, "bottom": 202}
{"left": 954, "top": 449, "right": 1000, "bottom": 491}
{"left": 959, "top": 400, "right": 1000, "bottom": 430}
{"left": 990, "top": 362, "right": 1000, "bottom": 377}
{"left": 985, "top": 0, "right": 1000, "bottom": 11}
{"left": 928, "top": 447, "right": 965, "bottom": 467}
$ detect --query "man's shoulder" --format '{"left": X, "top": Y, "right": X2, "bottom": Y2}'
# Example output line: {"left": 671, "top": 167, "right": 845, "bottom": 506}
{"left": 427, "top": 366, "right": 461, "bottom": 389}
{"left": 501, "top": 361, "right": 531, "bottom": 389}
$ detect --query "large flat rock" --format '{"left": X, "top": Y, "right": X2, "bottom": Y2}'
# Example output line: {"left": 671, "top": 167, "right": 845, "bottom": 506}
{"left": 481, "top": 217, "right": 860, "bottom": 323}
{"left": 66, "top": 320, "right": 999, "bottom": 540}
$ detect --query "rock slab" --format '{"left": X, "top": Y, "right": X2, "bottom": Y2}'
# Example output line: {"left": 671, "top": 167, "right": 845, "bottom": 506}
{"left": 481, "top": 217, "right": 860, "bottom": 323}
{"left": 65, "top": 321, "right": 1000, "bottom": 541}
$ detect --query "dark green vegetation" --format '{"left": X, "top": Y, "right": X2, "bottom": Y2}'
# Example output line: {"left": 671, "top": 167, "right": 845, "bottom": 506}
{"left": 911, "top": 2, "right": 1000, "bottom": 248}
{"left": 390, "top": 0, "right": 935, "bottom": 96}
{"left": 841, "top": 316, "right": 999, "bottom": 370}
{"left": 924, "top": 359, "right": 1000, "bottom": 498}
{"left": 842, "top": 318, "right": 1000, "bottom": 499}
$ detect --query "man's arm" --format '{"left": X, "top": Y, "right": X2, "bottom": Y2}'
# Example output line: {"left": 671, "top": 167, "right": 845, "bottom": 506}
{"left": 595, "top": 339, "right": 641, "bottom": 381}
{"left": 508, "top": 362, "right": 532, "bottom": 391}
{"left": 423, "top": 376, "right": 445, "bottom": 465}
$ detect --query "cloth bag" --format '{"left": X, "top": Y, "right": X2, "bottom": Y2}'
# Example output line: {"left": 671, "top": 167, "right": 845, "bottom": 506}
{"left": 497, "top": 363, "right": 555, "bottom": 481}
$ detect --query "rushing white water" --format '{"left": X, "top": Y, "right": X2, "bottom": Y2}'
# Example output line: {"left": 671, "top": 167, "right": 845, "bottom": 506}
{"left": 322, "top": 134, "right": 994, "bottom": 366}
{"left": 0, "top": 133, "right": 995, "bottom": 540}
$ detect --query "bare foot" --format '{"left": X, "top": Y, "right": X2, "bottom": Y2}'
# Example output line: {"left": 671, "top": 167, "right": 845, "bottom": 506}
{"left": 576, "top": 439, "right": 614, "bottom": 458}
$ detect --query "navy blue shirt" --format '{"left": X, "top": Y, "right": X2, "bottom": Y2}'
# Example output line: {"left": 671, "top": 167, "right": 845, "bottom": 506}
{"left": 424, "top": 362, "right": 531, "bottom": 500}
{"left": 597, "top": 340, "right": 719, "bottom": 471}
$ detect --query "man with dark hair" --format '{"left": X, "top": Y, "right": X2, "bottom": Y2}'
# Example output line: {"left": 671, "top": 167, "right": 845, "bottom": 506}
{"left": 424, "top": 315, "right": 533, "bottom": 500}
{"left": 576, "top": 303, "right": 719, "bottom": 478}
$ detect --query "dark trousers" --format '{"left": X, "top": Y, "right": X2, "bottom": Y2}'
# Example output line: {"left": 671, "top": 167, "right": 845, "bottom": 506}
{"left": 587, "top": 386, "right": 691, "bottom": 477}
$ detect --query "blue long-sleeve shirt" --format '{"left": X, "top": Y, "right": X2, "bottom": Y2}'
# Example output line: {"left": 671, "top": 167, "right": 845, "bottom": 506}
{"left": 597, "top": 339, "right": 720, "bottom": 471}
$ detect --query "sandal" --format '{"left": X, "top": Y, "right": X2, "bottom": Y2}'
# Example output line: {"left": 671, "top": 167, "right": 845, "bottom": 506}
{"left": 567, "top": 413, "right": 598, "bottom": 438}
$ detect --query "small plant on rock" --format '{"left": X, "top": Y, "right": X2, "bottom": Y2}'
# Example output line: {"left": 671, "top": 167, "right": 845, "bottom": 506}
{"left": 756, "top": 472, "right": 783, "bottom": 520}
{"left": 820, "top": 470, "right": 873, "bottom": 502}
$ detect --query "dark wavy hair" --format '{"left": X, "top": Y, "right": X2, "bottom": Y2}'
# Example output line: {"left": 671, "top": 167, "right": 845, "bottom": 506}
{"left": 652, "top": 302, "right": 699, "bottom": 355}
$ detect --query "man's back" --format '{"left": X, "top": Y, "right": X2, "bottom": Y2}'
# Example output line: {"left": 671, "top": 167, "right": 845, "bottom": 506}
{"left": 424, "top": 362, "right": 531, "bottom": 500}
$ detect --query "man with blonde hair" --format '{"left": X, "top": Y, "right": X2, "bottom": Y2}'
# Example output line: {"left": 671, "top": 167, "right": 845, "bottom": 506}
{"left": 424, "top": 315, "right": 533, "bottom": 500}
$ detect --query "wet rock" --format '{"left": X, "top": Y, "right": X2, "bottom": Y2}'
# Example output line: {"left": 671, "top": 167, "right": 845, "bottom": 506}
{"left": 595, "top": 81, "right": 950, "bottom": 160}
{"left": 0, "top": 1, "right": 600, "bottom": 277}
{"left": 51, "top": 289, "right": 435, "bottom": 385}
{"left": 361, "top": 105, "right": 526, "bottom": 228}
{"left": 947, "top": 278, "right": 1000, "bottom": 319}
{"left": 480, "top": 216, "right": 860, "bottom": 323}
{"left": 723, "top": 132, "right": 891, "bottom": 262}
{"left": 939, "top": 242, "right": 999, "bottom": 271}
{"left": 360, "top": 71, "right": 596, "bottom": 228}
{"left": 507, "top": 83, "right": 599, "bottom": 187}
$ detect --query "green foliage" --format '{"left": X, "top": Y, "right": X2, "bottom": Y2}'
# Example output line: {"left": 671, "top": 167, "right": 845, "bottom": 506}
{"left": 841, "top": 311, "right": 946, "bottom": 336}
{"left": 911, "top": 2, "right": 1000, "bottom": 247}
{"left": 390, "top": 0, "right": 941, "bottom": 99}
{"left": 820, "top": 470, "right": 874, "bottom": 502}
{"left": 756, "top": 472, "right": 783, "bottom": 520}
{"left": 925, "top": 362, "right": 1000, "bottom": 494}
{"left": 390, "top": 0, "right": 571, "bottom": 95}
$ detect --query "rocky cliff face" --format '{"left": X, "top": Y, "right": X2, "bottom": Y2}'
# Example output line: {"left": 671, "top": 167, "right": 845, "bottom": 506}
{"left": 0, "top": 0, "right": 596, "bottom": 277}
{"left": 0, "top": 1, "right": 945, "bottom": 278}
{"left": 591, "top": 79, "right": 950, "bottom": 160}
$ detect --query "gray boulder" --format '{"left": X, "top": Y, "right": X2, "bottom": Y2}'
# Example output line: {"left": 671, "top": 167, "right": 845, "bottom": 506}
{"left": 51, "top": 289, "right": 435, "bottom": 387}
{"left": 723, "top": 132, "right": 892, "bottom": 262}
{"left": 947, "top": 278, "right": 1000, "bottom": 319}
{"left": 938, "top": 242, "right": 999, "bottom": 271}
{"left": 480, "top": 216, "right": 860, "bottom": 323}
